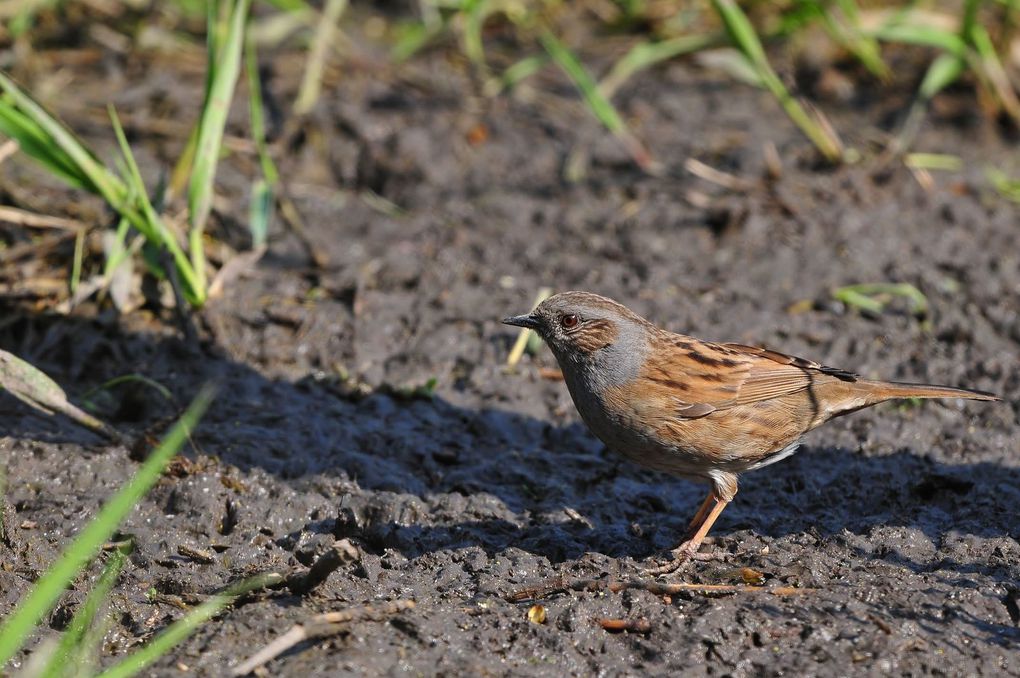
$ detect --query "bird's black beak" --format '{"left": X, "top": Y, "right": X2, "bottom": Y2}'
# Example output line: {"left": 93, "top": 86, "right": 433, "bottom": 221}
{"left": 502, "top": 313, "right": 541, "bottom": 330}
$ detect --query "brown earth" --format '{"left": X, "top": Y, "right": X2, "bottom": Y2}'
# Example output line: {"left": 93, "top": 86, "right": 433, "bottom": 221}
{"left": 1, "top": 7, "right": 1019, "bottom": 676}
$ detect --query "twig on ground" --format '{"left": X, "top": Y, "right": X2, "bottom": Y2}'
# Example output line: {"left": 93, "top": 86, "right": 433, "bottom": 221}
{"left": 507, "top": 576, "right": 814, "bottom": 602}
{"left": 231, "top": 599, "right": 416, "bottom": 676}
{"left": 684, "top": 158, "right": 754, "bottom": 191}
{"left": 177, "top": 544, "right": 215, "bottom": 564}
{"left": 0, "top": 205, "right": 87, "bottom": 231}
{"left": 598, "top": 617, "right": 652, "bottom": 634}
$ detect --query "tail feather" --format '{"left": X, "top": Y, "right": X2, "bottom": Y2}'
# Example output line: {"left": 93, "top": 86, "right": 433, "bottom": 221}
{"left": 859, "top": 379, "right": 1000, "bottom": 403}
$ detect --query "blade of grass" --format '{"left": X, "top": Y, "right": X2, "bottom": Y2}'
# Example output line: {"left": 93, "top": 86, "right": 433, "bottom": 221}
{"left": 0, "top": 349, "right": 123, "bottom": 442}
{"left": 188, "top": 0, "right": 252, "bottom": 296}
{"left": 245, "top": 38, "right": 279, "bottom": 187}
{"left": 262, "top": 0, "right": 311, "bottom": 11}
{"left": 94, "top": 572, "right": 281, "bottom": 678}
{"left": 462, "top": 0, "right": 490, "bottom": 70}
{"left": 709, "top": 0, "right": 843, "bottom": 162}
{"left": 825, "top": 0, "right": 890, "bottom": 80}
{"left": 80, "top": 374, "right": 175, "bottom": 407}
{"left": 904, "top": 153, "right": 962, "bottom": 171}
{"left": 987, "top": 167, "right": 1020, "bottom": 202}
{"left": 0, "top": 73, "right": 202, "bottom": 304}
{"left": 696, "top": 47, "right": 765, "bottom": 87}
{"left": 538, "top": 29, "right": 655, "bottom": 172}
{"left": 245, "top": 38, "right": 276, "bottom": 250}
{"left": 833, "top": 282, "right": 929, "bottom": 316}
{"left": 391, "top": 20, "right": 443, "bottom": 62}
{"left": 866, "top": 20, "right": 966, "bottom": 52}
{"left": 294, "top": 0, "right": 348, "bottom": 115}
{"left": 248, "top": 179, "right": 272, "bottom": 249}
{"left": 38, "top": 549, "right": 128, "bottom": 678}
{"left": 0, "top": 72, "right": 126, "bottom": 206}
{"left": 893, "top": 51, "right": 965, "bottom": 154}
{"left": 109, "top": 106, "right": 203, "bottom": 305}
{"left": 0, "top": 385, "right": 215, "bottom": 666}
{"left": 102, "top": 216, "right": 134, "bottom": 279}
{"left": 599, "top": 33, "right": 720, "bottom": 98}
{"left": 484, "top": 54, "right": 547, "bottom": 96}
{"left": 918, "top": 51, "right": 967, "bottom": 101}
{"left": 966, "top": 24, "right": 1020, "bottom": 122}
{"left": 168, "top": 124, "right": 200, "bottom": 202}
{"left": 0, "top": 105, "right": 93, "bottom": 190}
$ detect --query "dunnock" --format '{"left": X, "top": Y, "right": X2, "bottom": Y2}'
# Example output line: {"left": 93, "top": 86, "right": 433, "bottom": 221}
{"left": 503, "top": 291, "right": 999, "bottom": 573}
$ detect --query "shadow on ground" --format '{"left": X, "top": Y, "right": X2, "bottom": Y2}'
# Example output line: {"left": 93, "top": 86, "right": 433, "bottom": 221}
{"left": 3, "top": 308, "right": 1016, "bottom": 584}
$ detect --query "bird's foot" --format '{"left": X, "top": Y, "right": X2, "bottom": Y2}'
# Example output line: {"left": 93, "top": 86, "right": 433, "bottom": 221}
{"left": 638, "top": 542, "right": 719, "bottom": 577}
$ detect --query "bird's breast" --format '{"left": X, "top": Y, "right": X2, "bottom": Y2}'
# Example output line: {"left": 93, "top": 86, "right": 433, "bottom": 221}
{"left": 562, "top": 372, "right": 714, "bottom": 476}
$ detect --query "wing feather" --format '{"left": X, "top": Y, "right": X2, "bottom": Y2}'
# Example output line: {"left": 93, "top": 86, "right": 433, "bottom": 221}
{"left": 638, "top": 335, "right": 857, "bottom": 418}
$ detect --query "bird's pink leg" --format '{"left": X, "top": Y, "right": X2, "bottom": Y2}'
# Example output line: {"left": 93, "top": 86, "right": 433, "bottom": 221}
{"left": 642, "top": 491, "right": 731, "bottom": 576}
{"left": 682, "top": 492, "right": 717, "bottom": 540}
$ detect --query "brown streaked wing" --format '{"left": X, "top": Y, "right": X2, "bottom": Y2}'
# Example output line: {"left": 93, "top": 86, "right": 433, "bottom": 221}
{"left": 721, "top": 341, "right": 857, "bottom": 407}
{"left": 640, "top": 337, "right": 753, "bottom": 417}
{"left": 723, "top": 343, "right": 858, "bottom": 381}
{"left": 638, "top": 336, "right": 857, "bottom": 418}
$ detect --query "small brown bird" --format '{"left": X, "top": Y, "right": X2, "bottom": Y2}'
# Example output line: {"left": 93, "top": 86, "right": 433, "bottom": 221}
{"left": 503, "top": 291, "right": 999, "bottom": 573}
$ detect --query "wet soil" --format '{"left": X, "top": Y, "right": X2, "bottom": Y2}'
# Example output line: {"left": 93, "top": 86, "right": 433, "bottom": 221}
{"left": 2, "top": 9, "right": 1019, "bottom": 676}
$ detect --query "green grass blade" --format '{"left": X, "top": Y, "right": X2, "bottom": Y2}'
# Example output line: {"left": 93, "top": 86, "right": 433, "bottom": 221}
{"left": 0, "top": 105, "right": 93, "bottom": 190}
{"left": 539, "top": 29, "right": 654, "bottom": 171}
{"left": 484, "top": 54, "right": 547, "bottom": 96}
{"left": 986, "top": 167, "right": 1020, "bottom": 202}
{"left": 38, "top": 549, "right": 128, "bottom": 678}
{"left": 188, "top": 0, "right": 252, "bottom": 295}
{"left": 904, "top": 153, "right": 962, "bottom": 171}
{"left": 102, "top": 216, "right": 134, "bottom": 279}
{"left": 710, "top": 0, "right": 767, "bottom": 66}
{"left": 833, "top": 282, "right": 929, "bottom": 316}
{"left": 246, "top": 37, "right": 277, "bottom": 251}
{"left": 919, "top": 51, "right": 966, "bottom": 100}
{"left": 967, "top": 24, "right": 1020, "bottom": 121}
{"left": 80, "top": 374, "right": 175, "bottom": 407}
{"left": 825, "top": 0, "right": 889, "bottom": 80}
{"left": 867, "top": 23, "right": 966, "bottom": 53}
{"left": 0, "top": 386, "right": 215, "bottom": 666}
{"left": 539, "top": 29, "right": 627, "bottom": 134}
{"left": 109, "top": 106, "right": 203, "bottom": 305}
{"left": 391, "top": 20, "right": 442, "bottom": 62}
{"left": 262, "top": 0, "right": 310, "bottom": 11}
{"left": 0, "top": 72, "right": 127, "bottom": 209}
{"left": 600, "top": 33, "right": 720, "bottom": 98}
{"left": 245, "top": 37, "right": 278, "bottom": 186}
{"left": 710, "top": 0, "right": 842, "bottom": 162}
{"left": 294, "top": 0, "right": 347, "bottom": 115}
{"left": 697, "top": 47, "right": 765, "bottom": 87}
{"left": 248, "top": 178, "right": 271, "bottom": 249}
{"left": 94, "top": 572, "right": 280, "bottom": 678}
{"left": 961, "top": 0, "right": 981, "bottom": 40}
{"left": 168, "top": 123, "right": 201, "bottom": 202}
{"left": 462, "top": 0, "right": 490, "bottom": 68}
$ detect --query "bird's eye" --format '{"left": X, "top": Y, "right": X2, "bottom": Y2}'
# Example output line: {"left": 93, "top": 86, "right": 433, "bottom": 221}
{"left": 560, "top": 314, "right": 579, "bottom": 329}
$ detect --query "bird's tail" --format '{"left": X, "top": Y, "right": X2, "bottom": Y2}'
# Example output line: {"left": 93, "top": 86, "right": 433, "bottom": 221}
{"left": 857, "top": 380, "right": 1000, "bottom": 404}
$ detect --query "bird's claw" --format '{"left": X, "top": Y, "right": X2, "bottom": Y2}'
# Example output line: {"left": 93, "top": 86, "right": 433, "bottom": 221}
{"left": 639, "top": 543, "right": 719, "bottom": 576}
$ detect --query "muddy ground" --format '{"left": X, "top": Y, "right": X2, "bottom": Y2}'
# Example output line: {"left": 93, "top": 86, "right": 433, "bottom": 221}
{"left": 1, "top": 6, "right": 1019, "bottom": 676}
